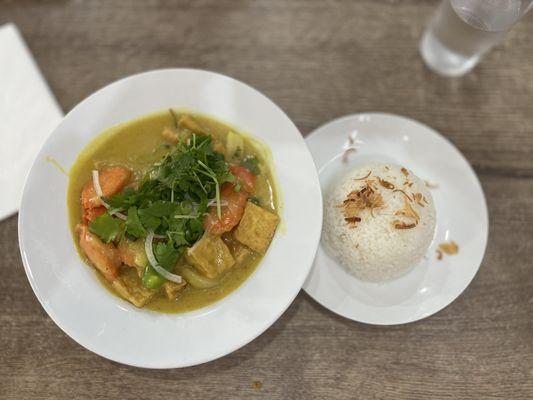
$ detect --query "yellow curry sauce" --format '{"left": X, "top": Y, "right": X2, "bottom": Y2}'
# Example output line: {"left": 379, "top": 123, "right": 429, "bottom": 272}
{"left": 67, "top": 110, "right": 279, "bottom": 313}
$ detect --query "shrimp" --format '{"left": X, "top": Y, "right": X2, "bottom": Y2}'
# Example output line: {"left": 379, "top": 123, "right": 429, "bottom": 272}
{"left": 203, "top": 166, "right": 256, "bottom": 235}
{"left": 230, "top": 165, "right": 256, "bottom": 193}
{"left": 204, "top": 184, "right": 248, "bottom": 235}
{"left": 83, "top": 206, "right": 107, "bottom": 223}
{"left": 81, "top": 166, "right": 131, "bottom": 210}
{"left": 76, "top": 224, "right": 121, "bottom": 282}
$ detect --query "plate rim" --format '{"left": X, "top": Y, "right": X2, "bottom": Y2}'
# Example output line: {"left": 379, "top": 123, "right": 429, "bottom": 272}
{"left": 18, "top": 68, "right": 323, "bottom": 368}
{"left": 303, "top": 112, "right": 489, "bottom": 326}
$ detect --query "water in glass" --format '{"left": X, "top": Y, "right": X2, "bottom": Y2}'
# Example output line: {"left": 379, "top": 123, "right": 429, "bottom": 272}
{"left": 420, "top": 0, "right": 532, "bottom": 76}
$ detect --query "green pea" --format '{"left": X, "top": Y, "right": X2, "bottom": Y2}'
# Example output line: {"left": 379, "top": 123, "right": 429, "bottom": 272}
{"left": 141, "top": 265, "right": 166, "bottom": 289}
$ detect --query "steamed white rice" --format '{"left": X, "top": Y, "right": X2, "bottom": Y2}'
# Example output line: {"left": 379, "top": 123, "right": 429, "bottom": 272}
{"left": 323, "top": 163, "right": 436, "bottom": 282}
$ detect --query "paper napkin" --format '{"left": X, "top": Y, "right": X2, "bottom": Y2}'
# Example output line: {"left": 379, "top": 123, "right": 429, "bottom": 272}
{"left": 0, "top": 23, "right": 63, "bottom": 220}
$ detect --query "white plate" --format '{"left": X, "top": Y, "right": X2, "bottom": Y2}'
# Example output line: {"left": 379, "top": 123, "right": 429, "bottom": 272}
{"left": 303, "top": 113, "right": 488, "bottom": 325}
{"left": 18, "top": 69, "right": 322, "bottom": 368}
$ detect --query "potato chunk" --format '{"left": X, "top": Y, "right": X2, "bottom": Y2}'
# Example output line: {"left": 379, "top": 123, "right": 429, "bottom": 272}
{"left": 163, "top": 281, "right": 187, "bottom": 300}
{"left": 179, "top": 266, "right": 220, "bottom": 289}
{"left": 178, "top": 115, "right": 204, "bottom": 134}
{"left": 234, "top": 202, "right": 279, "bottom": 254}
{"left": 161, "top": 126, "right": 180, "bottom": 144}
{"left": 112, "top": 268, "right": 156, "bottom": 307}
{"left": 118, "top": 239, "right": 148, "bottom": 277}
{"left": 186, "top": 232, "right": 235, "bottom": 279}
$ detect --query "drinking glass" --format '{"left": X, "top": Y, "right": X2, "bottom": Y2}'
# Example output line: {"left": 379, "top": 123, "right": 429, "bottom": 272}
{"left": 420, "top": 0, "right": 533, "bottom": 77}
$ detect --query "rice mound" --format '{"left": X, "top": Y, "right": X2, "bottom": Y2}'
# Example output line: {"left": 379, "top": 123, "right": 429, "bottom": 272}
{"left": 323, "top": 163, "right": 436, "bottom": 282}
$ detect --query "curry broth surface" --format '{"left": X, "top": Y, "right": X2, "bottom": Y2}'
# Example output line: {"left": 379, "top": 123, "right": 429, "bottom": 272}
{"left": 67, "top": 110, "right": 278, "bottom": 313}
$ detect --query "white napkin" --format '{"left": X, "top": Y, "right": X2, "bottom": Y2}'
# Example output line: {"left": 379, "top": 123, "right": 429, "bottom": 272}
{"left": 0, "top": 23, "right": 63, "bottom": 220}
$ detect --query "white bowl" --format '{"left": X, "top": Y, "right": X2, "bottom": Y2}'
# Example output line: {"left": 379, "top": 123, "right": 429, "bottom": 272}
{"left": 18, "top": 69, "right": 322, "bottom": 368}
{"left": 303, "top": 113, "right": 488, "bottom": 325}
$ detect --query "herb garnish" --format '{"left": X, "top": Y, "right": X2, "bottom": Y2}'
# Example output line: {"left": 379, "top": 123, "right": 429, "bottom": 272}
{"left": 89, "top": 213, "right": 122, "bottom": 243}
{"left": 89, "top": 133, "right": 234, "bottom": 288}
{"left": 241, "top": 155, "right": 261, "bottom": 175}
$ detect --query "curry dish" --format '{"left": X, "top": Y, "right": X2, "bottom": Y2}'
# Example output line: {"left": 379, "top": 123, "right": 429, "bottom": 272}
{"left": 68, "top": 110, "right": 279, "bottom": 313}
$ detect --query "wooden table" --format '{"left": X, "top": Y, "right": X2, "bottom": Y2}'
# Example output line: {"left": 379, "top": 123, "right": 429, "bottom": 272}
{"left": 1, "top": 1, "right": 532, "bottom": 398}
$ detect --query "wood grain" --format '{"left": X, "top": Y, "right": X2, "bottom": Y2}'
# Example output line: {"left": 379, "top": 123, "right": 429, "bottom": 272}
{"left": 1, "top": 1, "right": 532, "bottom": 399}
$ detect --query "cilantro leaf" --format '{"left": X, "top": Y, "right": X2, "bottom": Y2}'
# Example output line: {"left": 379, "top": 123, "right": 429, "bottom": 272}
{"left": 154, "top": 240, "right": 181, "bottom": 270}
{"left": 249, "top": 196, "right": 261, "bottom": 206}
{"left": 241, "top": 155, "right": 260, "bottom": 175}
{"left": 89, "top": 213, "right": 122, "bottom": 243}
{"left": 143, "top": 201, "right": 178, "bottom": 217}
{"left": 125, "top": 207, "right": 146, "bottom": 239}
{"left": 185, "top": 218, "right": 203, "bottom": 242}
{"left": 105, "top": 187, "right": 139, "bottom": 210}
{"left": 138, "top": 210, "right": 161, "bottom": 231}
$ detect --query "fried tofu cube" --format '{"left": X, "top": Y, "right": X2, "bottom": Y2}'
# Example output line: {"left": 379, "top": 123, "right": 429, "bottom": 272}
{"left": 234, "top": 245, "right": 254, "bottom": 266}
{"left": 186, "top": 233, "right": 235, "bottom": 279}
{"left": 112, "top": 268, "right": 156, "bottom": 307}
{"left": 234, "top": 202, "right": 279, "bottom": 254}
{"left": 163, "top": 281, "right": 187, "bottom": 300}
